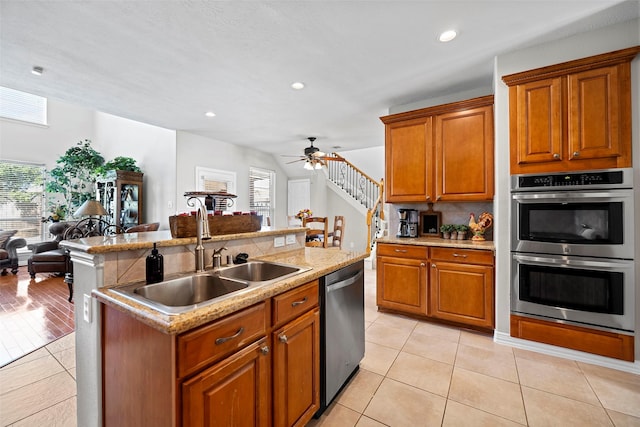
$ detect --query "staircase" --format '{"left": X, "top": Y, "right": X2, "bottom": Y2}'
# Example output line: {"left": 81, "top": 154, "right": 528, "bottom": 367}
{"left": 324, "top": 153, "right": 384, "bottom": 254}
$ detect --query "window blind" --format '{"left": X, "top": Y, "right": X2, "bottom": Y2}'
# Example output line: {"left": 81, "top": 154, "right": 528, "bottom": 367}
{"left": 0, "top": 86, "right": 47, "bottom": 125}
{"left": 0, "top": 160, "right": 46, "bottom": 241}
{"left": 249, "top": 167, "right": 274, "bottom": 226}
{"left": 203, "top": 179, "right": 228, "bottom": 210}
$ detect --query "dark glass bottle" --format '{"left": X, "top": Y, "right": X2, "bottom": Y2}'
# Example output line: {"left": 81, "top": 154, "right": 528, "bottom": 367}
{"left": 146, "top": 243, "right": 164, "bottom": 284}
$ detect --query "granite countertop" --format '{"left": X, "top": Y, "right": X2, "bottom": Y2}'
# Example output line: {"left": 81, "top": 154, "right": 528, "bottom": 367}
{"left": 60, "top": 227, "right": 307, "bottom": 254}
{"left": 93, "top": 247, "right": 367, "bottom": 335}
{"left": 377, "top": 236, "right": 495, "bottom": 251}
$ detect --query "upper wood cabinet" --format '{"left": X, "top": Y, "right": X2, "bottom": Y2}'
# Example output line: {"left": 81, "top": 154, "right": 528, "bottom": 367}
{"left": 503, "top": 46, "right": 640, "bottom": 175}
{"left": 381, "top": 95, "right": 494, "bottom": 203}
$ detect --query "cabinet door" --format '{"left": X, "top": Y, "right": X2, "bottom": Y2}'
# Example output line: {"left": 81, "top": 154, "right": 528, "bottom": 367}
{"left": 435, "top": 105, "right": 494, "bottom": 201}
{"left": 511, "top": 77, "right": 564, "bottom": 169}
{"left": 568, "top": 65, "right": 622, "bottom": 162}
{"left": 376, "top": 256, "right": 427, "bottom": 315}
{"left": 273, "top": 309, "right": 320, "bottom": 427}
{"left": 430, "top": 261, "right": 494, "bottom": 329}
{"left": 385, "top": 117, "right": 432, "bottom": 202}
{"left": 182, "top": 339, "right": 270, "bottom": 427}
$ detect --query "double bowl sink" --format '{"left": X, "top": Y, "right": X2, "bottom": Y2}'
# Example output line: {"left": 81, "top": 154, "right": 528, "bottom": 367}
{"left": 111, "top": 260, "right": 311, "bottom": 315}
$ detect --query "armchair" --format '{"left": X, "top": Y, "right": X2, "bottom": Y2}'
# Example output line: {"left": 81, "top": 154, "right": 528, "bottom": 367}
{"left": 0, "top": 230, "right": 27, "bottom": 275}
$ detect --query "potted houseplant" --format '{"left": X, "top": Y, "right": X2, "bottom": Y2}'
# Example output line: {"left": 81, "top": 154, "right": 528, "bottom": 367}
{"left": 455, "top": 224, "right": 469, "bottom": 240}
{"left": 440, "top": 224, "right": 454, "bottom": 239}
{"left": 97, "top": 156, "right": 142, "bottom": 176}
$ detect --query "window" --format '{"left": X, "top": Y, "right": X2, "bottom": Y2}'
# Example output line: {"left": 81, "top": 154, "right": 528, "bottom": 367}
{"left": 0, "top": 160, "right": 46, "bottom": 243}
{"left": 0, "top": 86, "right": 47, "bottom": 125}
{"left": 249, "top": 167, "right": 275, "bottom": 227}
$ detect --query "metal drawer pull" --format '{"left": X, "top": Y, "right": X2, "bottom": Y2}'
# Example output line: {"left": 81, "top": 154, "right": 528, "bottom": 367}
{"left": 394, "top": 249, "right": 407, "bottom": 253}
{"left": 279, "top": 334, "right": 288, "bottom": 343}
{"left": 260, "top": 345, "right": 270, "bottom": 355}
{"left": 432, "top": 264, "right": 437, "bottom": 268}
{"left": 573, "top": 151, "right": 580, "bottom": 157}
{"left": 291, "top": 297, "right": 308, "bottom": 307}
{"left": 215, "top": 327, "right": 245, "bottom": 345}
{"left": 452, "top": 253, "right": 467, "bottom": 258}
{"left": 553, "top": 153, "right": 560, "bottom": 159}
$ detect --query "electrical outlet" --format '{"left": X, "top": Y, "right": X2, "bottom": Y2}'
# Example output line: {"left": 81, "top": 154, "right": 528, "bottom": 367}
{"left": 83, "top": 294, "right": 92, "bottom": 323}
{"left": 168, "top": 200, "right": 173, "bottom": 209}
{"left": 274, "top": 236, "right": 285, "bottom": 247}
{"left": 285, "top": 234, "right": 296, "bottom": 245}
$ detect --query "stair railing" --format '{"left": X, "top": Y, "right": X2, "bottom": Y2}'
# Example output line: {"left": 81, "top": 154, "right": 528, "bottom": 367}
{"left": 324, "top": 153, "right": 384, "bottom": 254}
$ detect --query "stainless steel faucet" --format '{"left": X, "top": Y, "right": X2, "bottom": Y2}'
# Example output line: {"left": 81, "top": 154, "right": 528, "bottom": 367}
{"left": 187, "top": 196, "right": 211, "bottom": 272}
{"left": 212, "top": 247, "right": 227, "bottom": 269}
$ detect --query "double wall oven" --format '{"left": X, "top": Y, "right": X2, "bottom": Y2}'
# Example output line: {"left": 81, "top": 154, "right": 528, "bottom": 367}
{"left": 511, "top": 168, "right": 635, "bottom": 334}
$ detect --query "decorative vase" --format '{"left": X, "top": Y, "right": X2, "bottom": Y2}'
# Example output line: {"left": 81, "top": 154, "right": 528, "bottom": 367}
{"left": 442, "top": 232, "right": 451, "bottom": 239}
{"left": 457, "top": 231, "right": 467, "bottom": 240}
{"left": 450, "top": 231, "right": 458, "bottom": 240}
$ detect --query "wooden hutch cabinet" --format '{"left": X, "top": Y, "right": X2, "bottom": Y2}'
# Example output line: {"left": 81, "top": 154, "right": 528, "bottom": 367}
{"left": 96, "top": 170, "right": 143, "bottom": 229}
{"left": 502, "top": 46, "right": 640, "bottom": 175}
{"left": 381, "top": 95, "right": 494, "bottom": 203}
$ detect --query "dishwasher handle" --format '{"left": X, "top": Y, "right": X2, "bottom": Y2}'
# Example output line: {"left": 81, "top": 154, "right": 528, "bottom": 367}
{"left": 326, "top": 270, "right": 364, "bottom": 293}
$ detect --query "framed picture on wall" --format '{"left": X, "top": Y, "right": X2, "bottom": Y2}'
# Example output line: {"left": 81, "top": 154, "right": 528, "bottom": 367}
{"left": 420, "top": 207, "right": 441, "bottom": 236}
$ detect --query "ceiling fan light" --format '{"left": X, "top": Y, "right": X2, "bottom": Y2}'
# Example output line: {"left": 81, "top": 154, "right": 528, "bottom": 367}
{"left": 314, "top": 161, "right": 323, "bottom": 170}
{"left": 304, "top": 160, "right": 314, "bottom": 170}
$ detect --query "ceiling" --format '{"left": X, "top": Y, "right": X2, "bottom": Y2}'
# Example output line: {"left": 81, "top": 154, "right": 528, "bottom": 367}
{"left": 1, "top": 1, "right": 638, "bottom": 163}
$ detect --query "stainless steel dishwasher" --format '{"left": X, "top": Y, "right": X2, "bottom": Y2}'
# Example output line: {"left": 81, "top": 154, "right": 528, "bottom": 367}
{"left": 316, "top": 260, "right": 365, "bottom": 416}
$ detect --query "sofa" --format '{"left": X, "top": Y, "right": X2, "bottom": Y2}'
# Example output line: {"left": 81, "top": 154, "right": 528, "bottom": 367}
{"left": 0, "top": 230, "right": 27, "bottom": 275}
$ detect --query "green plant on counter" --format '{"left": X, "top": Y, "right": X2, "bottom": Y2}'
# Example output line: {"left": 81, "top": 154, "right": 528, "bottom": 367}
{"left": 440, "top": 224, "right": 455, "bottom": 233}
{"left": 97, "top": 156, "right": 142, "bottom": 175}
{"left": 455, "top": 224, "right": 469, "bottom": 232}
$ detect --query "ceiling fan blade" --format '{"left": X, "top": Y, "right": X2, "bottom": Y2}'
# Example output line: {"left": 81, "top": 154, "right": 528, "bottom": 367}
{"left": 311, "top": 151, "right": 326, "bottom": 157}
{"left": 286, "top": 159, "right": 305, "bottom": 164}
{"left": 281, "top": 154, "right": 304, "bottom": 157}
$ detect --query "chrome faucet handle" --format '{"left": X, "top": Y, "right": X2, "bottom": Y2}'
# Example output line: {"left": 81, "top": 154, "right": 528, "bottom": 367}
{"left": 213, "top": 247, "right": 227, "bottom": 256}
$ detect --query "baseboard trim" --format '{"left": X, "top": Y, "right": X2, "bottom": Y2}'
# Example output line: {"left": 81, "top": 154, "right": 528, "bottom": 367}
{"left": 494, "top": 331, "right": 640, "bottom": 375}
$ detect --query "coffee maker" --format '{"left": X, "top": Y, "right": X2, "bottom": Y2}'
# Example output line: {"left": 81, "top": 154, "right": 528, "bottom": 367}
{"left": 397, "top": 208, "right": 419, "bottom": 238}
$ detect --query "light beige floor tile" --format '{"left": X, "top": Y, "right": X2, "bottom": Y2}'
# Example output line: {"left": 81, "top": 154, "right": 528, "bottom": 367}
{"left": 365, "top": 322, "right": 411, "bottom": 350}
{"left": 387, "top": 351, "right": 453, "bottom": 397}
{"left": 412, "top": 321, "right": 461, "bottom": 343}
{"left": 374, "top": 312, "right": 418, "bottom": 332}
{"left": 0, "top": 354, "right": 65, "bottom": 394}
{"left": 51, "top": 347, "right": 76, "bottom": 371}
{"left": 513, "top": 348, "right": 580, "bottom": 369}
{"left": 45, "top": 333, "right": 75, "bottom": 354}
{"left": 455, "top": 343, "right": 518, "bottom": 383}
{"left": 606, "top": 409, "right": 640, "bottom": 427}
{"left": 355, "top": 416, "right": 387, "bottom": 427}
{"left": 364, "top": 307, "right": 380, "bottom": 323}
{"left": 360, "top": 341, "right": 399, "bottom": 376}
{"left": 516, "top": 356, "right": 600, "bottom": 406}
{"left": 459, "top": 330, "right": 510, "bottom": 353}
{"left": 403, "top": 332, "right": 458, "bottom": 365}
{"left": 522, "top": 386, "right": 613, "bottom": 427}
{"left": 364, "top": 321, "right": 372, "bottom": 331}
{"left": 68, "top": 367, "right": 76, "bottom": 380}
{"left": 307, "top": 403, "right": 360, "bottom": 427}
{"left": 336, "top": 368, "right": 384, "bottom": 413}
{"left": 11, "top": 396, "right": 76, "bottom": 427}
{"left": 578, "top": 363, "right": 640, "bottom": 418}
{"left": 0, "top": 371, "right": 76, "bottom": 425}
{"left": 363, "top": 378, "right": 446, "bottom": 426}
{"left": 449, "top": 367, "right": 526, "bottom": 424}
{"left": 443, "top": 400, "right": 524, "bottom": 427}
{"left": 0, "top": 347, "right": 49, "bottom": 369}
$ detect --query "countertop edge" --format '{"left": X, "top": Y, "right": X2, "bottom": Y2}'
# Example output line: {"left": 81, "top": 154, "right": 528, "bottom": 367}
{"left": 376, "top": 236, "right": 495, "bottom": 251}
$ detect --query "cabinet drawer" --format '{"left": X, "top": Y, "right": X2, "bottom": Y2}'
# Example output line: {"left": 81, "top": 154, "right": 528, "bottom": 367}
{"left": 177, "top": 302, "right": 267, "bottom": 378}
{"left": 273, "top": 280, "right": 319, "bottom": 327}
{"left": 430, "top": 247, "right": 493, "bottom": 265}
{"left": 377, "top": 243, "right": 427, "bottom": 259}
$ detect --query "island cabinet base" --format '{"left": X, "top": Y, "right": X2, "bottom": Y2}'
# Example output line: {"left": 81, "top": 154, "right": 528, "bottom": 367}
{"left": 510, "top": 314, "right": 635, "bottom": 362}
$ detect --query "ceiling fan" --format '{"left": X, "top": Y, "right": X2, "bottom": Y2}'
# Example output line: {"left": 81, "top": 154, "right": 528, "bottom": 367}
{"left": 282, "top": 137, "right": 328, "bottom": 170}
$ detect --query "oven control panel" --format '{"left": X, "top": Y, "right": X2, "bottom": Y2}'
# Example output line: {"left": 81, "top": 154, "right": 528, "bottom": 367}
{"left": 512, "top": 168, "right": 632, "bottom": 191}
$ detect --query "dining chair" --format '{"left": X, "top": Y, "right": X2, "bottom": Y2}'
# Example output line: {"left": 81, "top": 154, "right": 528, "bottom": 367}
{"left": 330, "top": 216, "right": 345, "bottom": 249}
{"left": 302, "top": 217, "right": 328, "bottom": 248}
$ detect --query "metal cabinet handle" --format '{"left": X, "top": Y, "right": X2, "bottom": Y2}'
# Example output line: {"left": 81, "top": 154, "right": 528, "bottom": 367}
{"left": 394, "top": 249, "right": 407, "bottom": 253}
{"left": 279, "top": 334, "right": 288, "bottom": 343}
{"left": 420, "top": 263, "right": 425, "bottom": 267}
{"left": 431, "top": 264, "right": 437, "bottom": 268}
{"left": 215, "top": 327, "right": 244, "bottom": 345}
{"left": 573, "top": 151, "right": 580, "bottom": 157}
{"left": 291, "top": 297, "right": 308, "bottom": 307}
{"left": 260, "top": 345, "right": 269, "bottom": 355}
{"left": 452, "top": 253, "right": 467, "bottom": 258}
{"left": 553, "top": 153, "right": 560, "bottom": 159}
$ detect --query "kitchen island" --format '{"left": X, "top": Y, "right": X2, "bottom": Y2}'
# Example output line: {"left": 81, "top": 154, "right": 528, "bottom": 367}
{"left": 60, "top": 228, "right": 367, "bottom": 427}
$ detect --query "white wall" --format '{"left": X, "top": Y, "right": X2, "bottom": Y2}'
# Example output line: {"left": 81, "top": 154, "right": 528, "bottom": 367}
{"left": 175, "top": 131, "right": 289, "bottom": 228}
{"left": 94, "top": 113, "right": 176, "bottom": 229}
{"left": 494, "top": 19, "right": 640, "bottom": 359}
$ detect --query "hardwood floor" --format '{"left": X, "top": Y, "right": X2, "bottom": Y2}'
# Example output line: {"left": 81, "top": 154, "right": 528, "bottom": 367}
{"left": 0, "top": 267, "right": 75, "bottom": 367}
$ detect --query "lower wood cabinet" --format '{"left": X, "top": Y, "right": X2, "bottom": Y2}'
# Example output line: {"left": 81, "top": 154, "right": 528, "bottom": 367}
{"left": 101, "top": 279, "right": 320, "bottom": 427}
{"left": 376, "top": 243, "right": 495, "bottom": 330}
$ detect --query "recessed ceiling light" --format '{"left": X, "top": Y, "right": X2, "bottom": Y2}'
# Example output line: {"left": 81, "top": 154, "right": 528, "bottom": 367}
{"left": 438, "top": 30, "right": 457, "bottom": 42}
{"left": 291, "top": 82, "right": 305, "bottom": 90}
{"left": 31, "top": 66, "right": 44, "bottom": 76}
{"left": 205, "top": 111, "right": 216, "bottom": 117}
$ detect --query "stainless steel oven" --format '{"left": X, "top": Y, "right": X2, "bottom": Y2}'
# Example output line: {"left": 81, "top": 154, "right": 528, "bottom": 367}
{"left": 511, "top": 168, "right": 634, "bottom": 259}
{"left": 511, "top": 168, "right": 635, "bottom": 334}
{"left": 511, "top": 253, "right": 635, "bottom": 332}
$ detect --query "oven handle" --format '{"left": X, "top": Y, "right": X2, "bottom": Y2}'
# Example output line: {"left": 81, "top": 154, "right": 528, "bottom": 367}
{"left": 512, "top": 191, "right": 626, "bottom": 202}
{"left": 513, "top": 253, "right": 630, "bottom": 270}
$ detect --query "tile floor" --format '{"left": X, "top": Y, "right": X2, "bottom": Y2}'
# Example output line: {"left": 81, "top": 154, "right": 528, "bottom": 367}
{"left": 1, "top": 267, "right": 639, "bottom": 426}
